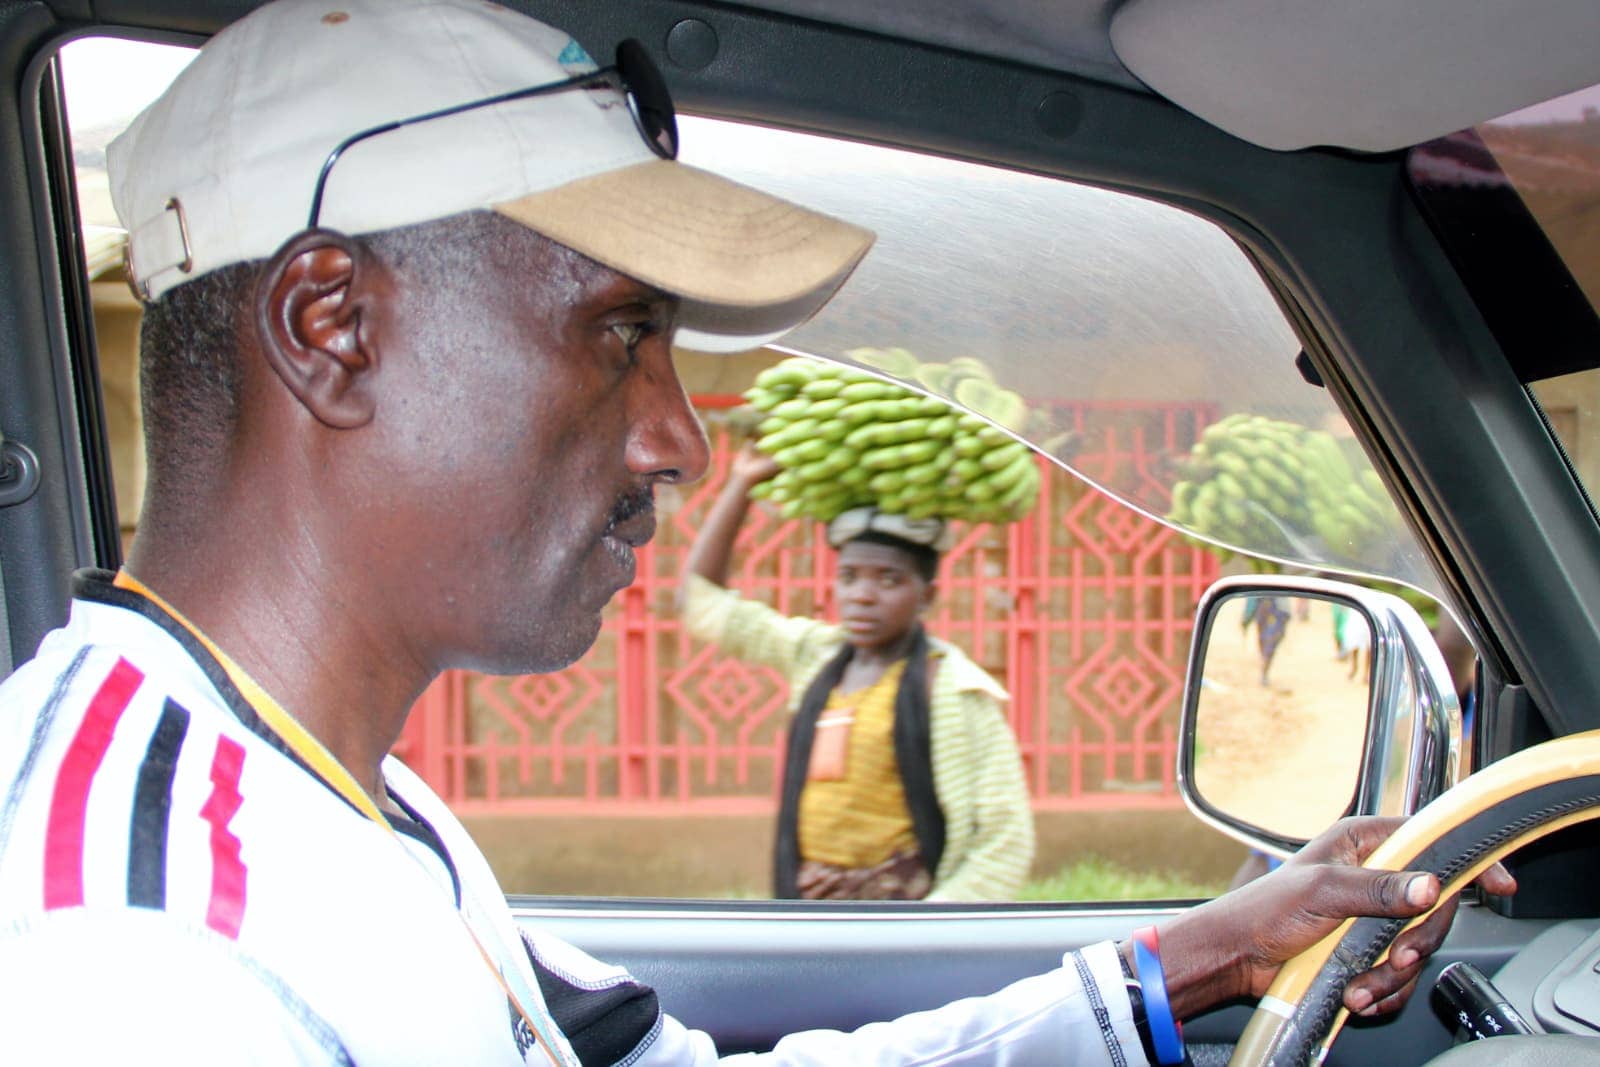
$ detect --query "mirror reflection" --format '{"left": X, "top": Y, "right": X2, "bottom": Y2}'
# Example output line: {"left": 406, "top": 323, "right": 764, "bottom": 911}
{"left": 1192, "top": 594, "right": 1370, "bottom": 843}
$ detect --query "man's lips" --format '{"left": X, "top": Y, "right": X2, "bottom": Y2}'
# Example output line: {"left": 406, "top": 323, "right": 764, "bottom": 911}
{"left": 604, "top": 511, "right": 657, "bottom": 549}
{"left": 604, "top": 487, "right": 657, "bottom": 550}
{"left": 597, "top": 491, "right": 656, "bottom": 590}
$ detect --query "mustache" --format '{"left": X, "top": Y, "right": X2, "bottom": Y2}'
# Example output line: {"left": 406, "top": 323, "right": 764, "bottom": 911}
{"left": 605, "top": 487, "right": 655, "bottom": 532}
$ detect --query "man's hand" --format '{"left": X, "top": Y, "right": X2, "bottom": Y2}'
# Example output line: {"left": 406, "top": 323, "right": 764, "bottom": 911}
{"left": 1141, "top": 816, "right": 1517, "bottom": 1020}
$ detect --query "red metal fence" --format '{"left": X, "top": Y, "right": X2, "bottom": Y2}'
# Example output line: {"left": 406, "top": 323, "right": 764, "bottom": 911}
{"left": 396, "top": 400, "right": 1219, "bottom": 814}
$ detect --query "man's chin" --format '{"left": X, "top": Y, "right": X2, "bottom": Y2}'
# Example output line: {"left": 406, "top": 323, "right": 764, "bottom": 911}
{"left": 459, "top": 614, "right": 605, "bottom": 677}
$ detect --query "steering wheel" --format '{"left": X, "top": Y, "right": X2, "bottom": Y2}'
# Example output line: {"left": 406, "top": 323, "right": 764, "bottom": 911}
{"left": 1228, "top": 728, "right": 1600, "bottom": 1066}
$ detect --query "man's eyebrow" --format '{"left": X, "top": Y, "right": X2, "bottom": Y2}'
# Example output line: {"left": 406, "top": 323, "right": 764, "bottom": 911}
{"left": 615, "top": 278, "right": 672, "bottom": 305}
{"left": 595, "top": 283, "right": 676, "bottom": 316}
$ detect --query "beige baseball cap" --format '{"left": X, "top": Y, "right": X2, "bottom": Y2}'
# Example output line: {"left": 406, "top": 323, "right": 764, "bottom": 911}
{"left": 108, "top": 0, "right": 874, "bottom": 353}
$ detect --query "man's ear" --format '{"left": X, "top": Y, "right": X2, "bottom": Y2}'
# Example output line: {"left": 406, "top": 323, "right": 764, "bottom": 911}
{"left": 255, "top": 230, "right": 385, "bottom": 429}
{"left": 920, "top": 579, "right": 939, "bottom": 614}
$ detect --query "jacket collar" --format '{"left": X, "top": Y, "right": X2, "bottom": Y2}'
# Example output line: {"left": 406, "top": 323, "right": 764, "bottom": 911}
{"left": 926, "top": 635, "right": 1010, "bottom": 703}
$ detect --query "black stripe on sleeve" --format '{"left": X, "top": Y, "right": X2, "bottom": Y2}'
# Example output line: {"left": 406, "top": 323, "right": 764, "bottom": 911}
{"left": 127, "top": 698, "right": 192, "bottom": 909}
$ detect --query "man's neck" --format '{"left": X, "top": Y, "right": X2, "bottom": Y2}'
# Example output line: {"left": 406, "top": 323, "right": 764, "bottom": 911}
{"left": 125, "top": 543, "right": 432, "bottom": 810}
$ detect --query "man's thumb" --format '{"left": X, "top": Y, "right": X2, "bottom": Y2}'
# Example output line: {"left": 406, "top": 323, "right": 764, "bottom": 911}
{"left": 1398, "top": 872, "right": 1438, "bottom": 910}
{"left": 1322, "top": 868, "right": 1439, "bottom": 917}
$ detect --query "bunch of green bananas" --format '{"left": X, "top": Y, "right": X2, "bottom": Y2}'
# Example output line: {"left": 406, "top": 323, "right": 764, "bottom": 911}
{"left": 845, "top": 346, "right": 1030, "bottom": 433}
{"left": 741, "top": 355, "right": 1040, "bottom": 525}
{"left": 1167, "top": 413, "right": 1400, "bottom": 562}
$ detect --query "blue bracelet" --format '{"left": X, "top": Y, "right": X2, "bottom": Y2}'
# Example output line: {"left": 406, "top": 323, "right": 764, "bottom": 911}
{"left": 1132, "top": 933, "right": 1185, "bottom": 1065}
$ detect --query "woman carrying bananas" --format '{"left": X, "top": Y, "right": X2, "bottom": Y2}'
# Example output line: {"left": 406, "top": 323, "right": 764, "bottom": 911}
{"left": 681, "top": 446, "right": 1035, "bottom": 901}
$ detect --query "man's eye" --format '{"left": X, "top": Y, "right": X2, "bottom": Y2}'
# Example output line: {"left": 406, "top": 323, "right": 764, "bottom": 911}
{"left": 609, "top": 321, "right": 651, "bottom": 352}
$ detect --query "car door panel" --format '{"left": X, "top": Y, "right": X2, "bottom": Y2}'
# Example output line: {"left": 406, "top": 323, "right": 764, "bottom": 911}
{"left": 521, "top": 904, "right": 1164, "bottom": 1052}
{"left": 0, "top": 4, "right": 101, "bottom": 667}
{"left": 522, "top": 903, "right": 1546, "bottom": 1061}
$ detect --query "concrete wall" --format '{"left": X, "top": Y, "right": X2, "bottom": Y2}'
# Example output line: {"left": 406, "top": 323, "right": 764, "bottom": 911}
{"left": 90, "top": 276, "right": 145, "bottom": 553}
{"left": 464, "top": 808, "right": 1250, "bottom": 899}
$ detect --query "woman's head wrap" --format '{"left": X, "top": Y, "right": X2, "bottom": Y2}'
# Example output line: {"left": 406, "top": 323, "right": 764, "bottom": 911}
{"left": 825, "top": 507, "right": 955, "bottom": 552}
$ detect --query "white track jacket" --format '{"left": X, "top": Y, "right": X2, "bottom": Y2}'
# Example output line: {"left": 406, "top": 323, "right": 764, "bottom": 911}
{"left": 0, "top": 572, "right": 1146, "bottom": 1066}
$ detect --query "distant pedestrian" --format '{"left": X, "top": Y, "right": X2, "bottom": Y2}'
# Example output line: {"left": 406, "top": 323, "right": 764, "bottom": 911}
{"left": 1242, "top": 596, "right": 1291, "bottom": 687}
{"left": 1333, "top": 603, "right": 1370, "bottom": 680}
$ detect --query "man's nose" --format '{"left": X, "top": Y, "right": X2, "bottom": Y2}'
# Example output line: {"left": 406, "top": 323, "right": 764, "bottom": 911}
{"left": 627, "top": 355, "right": 711, "bottom": 485}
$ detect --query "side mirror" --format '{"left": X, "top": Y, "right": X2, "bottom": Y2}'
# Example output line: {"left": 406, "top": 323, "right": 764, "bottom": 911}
{"left": 1178, "top": 575, "right": 1460, "bottom": 856}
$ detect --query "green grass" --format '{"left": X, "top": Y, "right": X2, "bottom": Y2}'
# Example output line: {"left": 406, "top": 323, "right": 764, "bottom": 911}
{"left": 1017, "top": 855, "right": 1225, "bottom": 901}
{"left": 704, "top": 855, "right": 1227, "bottom": 901}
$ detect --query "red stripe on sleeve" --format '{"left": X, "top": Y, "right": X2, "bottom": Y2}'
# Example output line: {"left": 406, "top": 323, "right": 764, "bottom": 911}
{"left": 43, "top": 657, "right": 146, "bottom": 909}
{"left": 201, "top": 735, "right": 248, "bottom": 938}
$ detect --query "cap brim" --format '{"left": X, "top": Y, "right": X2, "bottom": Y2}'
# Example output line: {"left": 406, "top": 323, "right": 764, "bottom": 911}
{"left": 494, "top": 159, "right": 873, "bottom": 353}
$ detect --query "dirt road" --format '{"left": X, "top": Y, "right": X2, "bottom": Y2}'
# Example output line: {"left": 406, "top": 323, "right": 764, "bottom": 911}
{"left": 1192, "top": 597, "right": 1369, "bottom": 842}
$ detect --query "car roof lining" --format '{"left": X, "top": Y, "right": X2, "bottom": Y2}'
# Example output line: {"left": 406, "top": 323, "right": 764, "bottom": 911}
{"left": 742, "top": 0, "right": 1600, "bottom": 152}
{"left": 75, "top": 0, "right": 1600, "bottom": 152}
{"left": 699, "top": 0, "right": 1144, "bottom": 92}
{"left": 1110, "top": 0, "right": 1600, "bottom": 152}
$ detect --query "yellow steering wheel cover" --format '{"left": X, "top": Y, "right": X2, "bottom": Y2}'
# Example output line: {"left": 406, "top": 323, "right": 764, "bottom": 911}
{"left": 1232, "top": 728, "right": 1600, "bottom": 1066}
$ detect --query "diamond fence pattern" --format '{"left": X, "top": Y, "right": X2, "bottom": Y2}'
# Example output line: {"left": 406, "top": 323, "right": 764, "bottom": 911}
{"left": 396, "top": 399, "right": 1219, "bottom": 813}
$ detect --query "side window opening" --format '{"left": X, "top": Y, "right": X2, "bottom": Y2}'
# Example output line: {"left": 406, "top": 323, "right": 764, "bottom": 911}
{"left": 1409, "top": 84, "right": 1600, "bottom": 513}
{"left": 62, "top": 35, "right": 1438, "bottom": 904}
{"left": 60, "top": 37, "right": 198, "bottom": 558}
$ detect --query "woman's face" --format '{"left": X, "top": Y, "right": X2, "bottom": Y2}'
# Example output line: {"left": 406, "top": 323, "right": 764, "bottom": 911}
{"left": 834, "top": 539, "right": 935, "bottom": 652}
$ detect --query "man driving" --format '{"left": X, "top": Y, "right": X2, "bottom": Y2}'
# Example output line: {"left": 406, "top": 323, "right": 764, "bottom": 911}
{"left": 0, "top": 1, "right": 1512, "bottom": 1063}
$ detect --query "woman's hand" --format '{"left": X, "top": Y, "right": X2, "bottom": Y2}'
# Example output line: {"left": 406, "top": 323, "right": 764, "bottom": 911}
{"left": 729, "top": 444, "right": 783, "bottom": 493}
{"left": 683, "top": 445, "right": 786, "bottom": 593}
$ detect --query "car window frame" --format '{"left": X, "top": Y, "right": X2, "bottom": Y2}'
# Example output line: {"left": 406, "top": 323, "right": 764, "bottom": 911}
{"left": 18, "top": 4, "right": 1600, "bottom": 921}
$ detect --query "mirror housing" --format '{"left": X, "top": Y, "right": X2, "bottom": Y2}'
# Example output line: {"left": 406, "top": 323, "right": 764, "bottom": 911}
{"left": 1178, "top": 575, "right": 1460, "bottom": 856}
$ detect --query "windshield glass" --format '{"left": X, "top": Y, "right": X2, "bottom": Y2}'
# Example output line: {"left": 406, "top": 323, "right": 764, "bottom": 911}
{"left": 681, "top": 118, "right": 1440, "bottom": 598}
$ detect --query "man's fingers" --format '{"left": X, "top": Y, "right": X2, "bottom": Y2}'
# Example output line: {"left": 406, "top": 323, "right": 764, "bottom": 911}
{"left": 1389, "top": 892, "right": 1459, "bottom": 967}
{"left": 1341, "top": 891, "right": 1460, "bottom": 1016}
{"left": 1345, "top": 957, "right": 1422, "bottom": 1015}
{"left": 1297, "top": 864, "right": 1440, "bottom": 921}
{"left": 1343, "top": 868, "right": 1515, "bottom": 1018}
{"left": 1348, "top": 970, "right": 1422, "bottom": 1018}
{"left": 1473, "top": 861, "right": 1518, "bottom": 897}
{"left": 1335, "top": 866, "right": 1517, "bottom": 1020}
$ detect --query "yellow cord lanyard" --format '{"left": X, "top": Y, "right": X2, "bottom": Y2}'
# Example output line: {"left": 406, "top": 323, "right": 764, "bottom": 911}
{"left": 113, "top": 572, "right": 578, "bottom": 1067}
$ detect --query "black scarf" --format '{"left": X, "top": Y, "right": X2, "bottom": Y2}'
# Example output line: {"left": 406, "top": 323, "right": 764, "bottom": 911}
{"left": 772, "top": 626, "right": 946, "bottom": 898}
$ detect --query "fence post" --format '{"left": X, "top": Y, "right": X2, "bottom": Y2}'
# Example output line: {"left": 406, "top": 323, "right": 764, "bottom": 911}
{"left": 618, "top": 566, "right": 653, "bottom": 801}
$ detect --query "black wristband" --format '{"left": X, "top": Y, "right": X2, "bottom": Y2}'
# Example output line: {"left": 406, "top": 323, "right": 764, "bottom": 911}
{"left": 1120, "top": 947, "right": 1161, "bottom": 1066}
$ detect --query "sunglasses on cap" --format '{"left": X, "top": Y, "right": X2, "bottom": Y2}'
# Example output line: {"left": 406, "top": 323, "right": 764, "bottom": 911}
{"left": 306, "top": 38, "right": 677, "bottom": 230}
